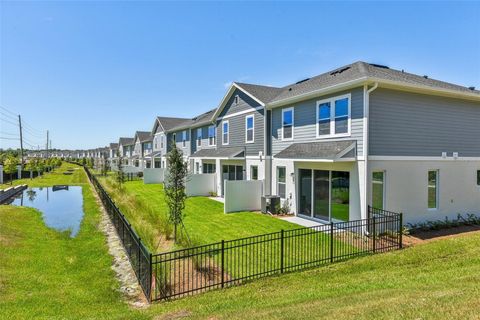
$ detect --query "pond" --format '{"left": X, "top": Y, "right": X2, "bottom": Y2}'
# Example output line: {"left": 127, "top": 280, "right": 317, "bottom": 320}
{"left": 8, "top": 186, "right": 84, "bottom": 237}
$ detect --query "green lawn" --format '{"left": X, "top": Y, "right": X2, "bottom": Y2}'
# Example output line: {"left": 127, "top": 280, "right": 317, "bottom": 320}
{"left": 2, "top": 164, "right": 480, "bottom": 319}
{"left": 97, "top": 177, "right": 301, "bottom": 251}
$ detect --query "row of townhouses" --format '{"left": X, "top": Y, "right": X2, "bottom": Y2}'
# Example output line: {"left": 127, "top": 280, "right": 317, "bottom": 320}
{"left": 77, "top": 61, "right": 480, "bottom": 224}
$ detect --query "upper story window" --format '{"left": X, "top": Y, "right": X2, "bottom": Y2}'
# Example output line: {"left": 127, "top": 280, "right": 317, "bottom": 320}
{"left": 316, "top": 94, "right": 351, "bottom": 137}
{"left": 222, "top": 120, "right": 229, "bottom": 145}
{"left": 172, "top": 133, "right": 176, "bottom": 145}
{"left": 282, "top": 107, "right": 294, "bottom": 140}
{"left": 208, "top": 125, "right": 216, "bottom": 146}
{"left": 160, "top": 135, "right": 164, "bottom": 149}
{"left": 245, "top": 115, "right": 254, "bottom": 143}
{"left": 182, "top": 131, "right": 187, "bottom": 148}
{"left": 197, "top": 128, "right": 202, "bottom": 147}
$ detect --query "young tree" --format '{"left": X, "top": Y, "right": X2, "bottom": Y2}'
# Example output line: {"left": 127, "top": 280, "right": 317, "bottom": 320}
{"left": 4, "top": 155, "right": 19, "bottom": 184}
{"left": 164, "top": 142, "right": 188, "bottom": 243}
{"left": 116, "top": 151, "right": 125, "bottom": 184}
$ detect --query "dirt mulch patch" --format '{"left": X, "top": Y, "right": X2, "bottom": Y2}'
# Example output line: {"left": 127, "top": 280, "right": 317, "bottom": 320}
{"left": 403, "top": 225, "right": 480, "bottom": 246}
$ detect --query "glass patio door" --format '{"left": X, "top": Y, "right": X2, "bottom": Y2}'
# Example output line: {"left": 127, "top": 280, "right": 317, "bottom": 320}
{"left": 313, "top": 170, "right": 330, "bottom": 220}
{"left": 298, "top": 169, "right": 312, "bottom": 216}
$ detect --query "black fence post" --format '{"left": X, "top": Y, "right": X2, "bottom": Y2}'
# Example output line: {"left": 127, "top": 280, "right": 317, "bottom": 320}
{"left": 149, "top": 253, "right": 153, "bottom": 302}
{"left": 280, "top": 229, "right": 284, "bottom": 273}
{"left": 330, "top": 222, "right": 334, "bottom": 263}
{"left": 399, "top": 213, "right": 403, "bottom": 249}
{"left": 221, "top": 240, "right": 225, "bottom": 288}
{"left": 372, "top": 216, "right": 377, "bottom": 253}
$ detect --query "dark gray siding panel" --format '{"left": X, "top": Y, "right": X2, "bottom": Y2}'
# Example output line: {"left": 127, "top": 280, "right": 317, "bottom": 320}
{"left": 271, "top": 87, "right": 364, "bottom": 156}
{"left": 369, "top": 88, "right": 480, "bottom": 157}
{"left": 219, "top": 89, "right": 262, "bottom": 118}
{"left": 167, "top": 130, "right": 191, "bottom": 157}
{"left": 216, "top": 109, "right": 265, "bottom": 156}
{"left": 191, "top": 125, "right": 216, "bottom": 154}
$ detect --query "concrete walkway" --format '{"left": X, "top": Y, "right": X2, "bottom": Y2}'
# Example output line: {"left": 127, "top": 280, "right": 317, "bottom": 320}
{"left": 280, "top": 216, "right": 325, "bottom": 228}
{"left": 209, "top": 196, "right": 225, "bottom": 203}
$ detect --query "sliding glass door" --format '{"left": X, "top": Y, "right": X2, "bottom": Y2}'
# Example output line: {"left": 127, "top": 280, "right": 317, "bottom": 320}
{"left": 298, "top": 169, "right": 350, "bottom": 222}
{"left": 313, "top": 170, "right": 330, "bottom": 220}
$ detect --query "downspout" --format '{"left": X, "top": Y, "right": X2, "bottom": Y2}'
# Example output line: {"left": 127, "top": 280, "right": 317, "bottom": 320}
{"left": 363, "top": 82, "right": 378, "bottom": 219}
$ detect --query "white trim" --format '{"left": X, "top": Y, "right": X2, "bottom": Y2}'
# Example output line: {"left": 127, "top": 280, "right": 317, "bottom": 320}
{"left": 315, "top": 93, "right": 352, "bottom": 138}
{"left": 281, "top": 107, "right": 294, "bottom": 141}
{"left": 222, "top": 120, "right": 229, "bottom": 145}
{"left": 272, "top": 157, "right": 356, "bottom": 163}
{"left": 212, "top": 83, "right": 266, "bottom": 121}
{"left": 245, "top": 114, "right": 255, "bottom": 144}
{"left": 218, "top": 105, "right": 264, "bottom": 121}
{"left": 182, "top": 130, "right": 187, "bottom": 148}
{"left": 369, "top": 156, "right": 480, "bottom": 161}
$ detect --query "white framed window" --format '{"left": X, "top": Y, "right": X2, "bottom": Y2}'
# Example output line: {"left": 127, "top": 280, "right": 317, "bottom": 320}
{"left": 172, "top": 133, "right": 176, "bottom": 145}
{"left": 195, "top": 162, "right": 200, "bottom": 174}
{"left": 282, "top": 107, "right": 294, "bottom": 140}
{"left": 197, "top": 128, "right": 202, "bottom": 147}
{"left": 208, "top": 125, "right": 216, "bottom": 146}
{"left": 428, "top": 170, "right": 439, "bottom": 210}
{"left": 250, "top": 165, "right": 258, "bottom": 180}
{"left": 316, "top": 94, "right": 351, "bottom": 138}
{"left": 160, "top": 135, "right": 164, "bottom": 149}
{"left": 372, "top": 171, "right": 385, "bottom": 209}
{"left": 182, "top": 131, "right": 187, "bottom": 148}
{"left": 245, "top": 115, "right": 254, "bottom": 143}
{"left": 277, "top": 166, "right": 286, "bottom": 199}
{"left": 222, "top": 120, "right": 229, "bottom": 145}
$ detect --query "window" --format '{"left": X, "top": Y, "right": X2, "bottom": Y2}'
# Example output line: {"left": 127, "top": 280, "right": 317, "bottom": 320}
{"left": 245, "top": 115, "right": 254, "bottom": 143}
{"left": 372, "top": 171, "right": 385, "bottom": 209}
{"left": 277, "top": 167, "right": 286, "bottom": 199}
{"left": 182, "top": 131, "right": 186, "bottom": 148}
{"left": 250, "top": 165, "right": 258, "bottom": 180}
{"left": 203, "top": 163, "right": 216, "bottom": 174}
{"left": 208, "top": 125, "right": 216, "bottom": 146}
{"left": 160, "top": 135, "right": 164, "bottom": 149}
{"left": 197, "top": 128, "right": 202, "bottom": 147}
{"left": 477, "top": 170, "right": 480, "bottom": 186}
{"left": 195, "top": 162, "right": 200, "bottom": 174}
{"left": 317, "top": 102, "right": 331, "bottom": 136}
{"left": 172, "top": 133, "right": 176, "bottom": 145}
{"left": 428, "top": 170, "right": 439, "bottom": 209}
{"left": 282, "top": 108, "right": 293, "bottom": 140}
{"left": 222, "top": 121, "right": 229, "bottom": 145}
{"left": 316, "top": 94, "right": 351, "bottom": 137}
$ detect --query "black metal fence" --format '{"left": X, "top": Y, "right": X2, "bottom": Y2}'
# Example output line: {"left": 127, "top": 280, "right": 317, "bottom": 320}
{"left": 80, "top": 163, "right": 402, "bottom": 302}
{"left": 83, "top": 166, "right": 152, "bottom": 300}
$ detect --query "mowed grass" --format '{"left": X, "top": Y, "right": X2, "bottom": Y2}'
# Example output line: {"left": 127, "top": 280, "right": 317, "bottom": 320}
{"left": 0, "top": 163, "right": 148, "bottom": 319}
{"left": 97, "top": 178, "right": 300, "bottom": 251}
{"left": 1, "top": 164, "right": 480, "bottom": 319}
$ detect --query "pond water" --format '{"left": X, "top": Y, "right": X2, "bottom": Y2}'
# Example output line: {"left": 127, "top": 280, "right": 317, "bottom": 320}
{"left": 9, "top": 186, "right": 84, "bottom": 237}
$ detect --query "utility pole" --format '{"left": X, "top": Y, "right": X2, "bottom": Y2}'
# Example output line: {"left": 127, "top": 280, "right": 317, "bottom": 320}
{"left": 18, "top": 115, "right": 24, "bottom": 166}
{"left": 46, "top": 130, "right": 49, "bottom": 158}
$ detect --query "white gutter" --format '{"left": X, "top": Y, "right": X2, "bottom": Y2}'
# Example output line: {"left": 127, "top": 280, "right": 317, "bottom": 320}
{"left": 363, "top": 82, "right": 378, "bottom": 219}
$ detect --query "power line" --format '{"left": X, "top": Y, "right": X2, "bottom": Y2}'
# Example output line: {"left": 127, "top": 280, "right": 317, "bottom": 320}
{"left": 1, "top": 118, "right": 18, "bottom": 127}
{"left": 0, "top": 132, "right": 19, "bottom": 136}
{"left": 0, "top": 105, "right": 17, "bottom": 116}
{"left": 0, "top": 137, "right": 19, "bottom": 140}
{"left": 0, "top": 111, "right": 18, "bottom": 122}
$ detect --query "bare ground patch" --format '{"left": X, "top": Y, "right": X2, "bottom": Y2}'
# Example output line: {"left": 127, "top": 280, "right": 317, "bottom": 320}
{"left": 403, "top": 225, "right": 480, "bottom": 246}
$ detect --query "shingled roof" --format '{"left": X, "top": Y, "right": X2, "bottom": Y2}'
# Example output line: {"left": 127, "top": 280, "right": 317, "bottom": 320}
{"left": 233, "top": 61, "right": 479, "bottom": 106}
{"left": 118, "top": 137, "right": 134, "bottom": 146}
{"left": 155, "top": 117, "right": 191, "bottom": 132}
{"left": 135, "top": 131, "right": 153, "bottom": 143}
{"left": 274, "top": 140, "right": 357, "bottom": 160}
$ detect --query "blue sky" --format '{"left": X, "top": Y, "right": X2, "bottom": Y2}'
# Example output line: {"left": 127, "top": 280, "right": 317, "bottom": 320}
{"left": 1, "top": 1, "right": 479, "bottom": 150}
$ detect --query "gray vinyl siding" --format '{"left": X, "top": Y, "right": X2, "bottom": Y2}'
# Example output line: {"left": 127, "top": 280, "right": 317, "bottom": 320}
{"left": 153, "top": 132, "right": 168, "bottom": 155}
{"left": 191, "top": 125, "right": 216, "bottom": 154}
{"left": 216, "top": 109, "right": 265, "bottom": 156}
{"left": 134, "top": 141, "right": 142, "bottom": 156}
{"left": 167, "top": 130, "right": 191, "bottom": 157}
{"left": 369, "top": 88, "right": 480, "bottom": 157}
{"left": 219, "top": 89, "right": 262, "bottom": 117}
{"left": 271, "top": 87, "right": 364, "bottom": 156}
{"left": 215, "top": 88, "right": 264, "bottom": 156}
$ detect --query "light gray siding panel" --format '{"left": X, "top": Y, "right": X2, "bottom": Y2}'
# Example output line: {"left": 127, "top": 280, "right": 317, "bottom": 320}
{"left": 219, "top": 89, "right": 262, "bottom": 117}
{"left": 369, "top": 88, "right": 480, "bottom": 157}
{"left": 167, "top": 130, "right": 191, "bottom": 157}
{"left": 191, "top": 125, "right": 216, "bottom": 154}
{"left": 217, "top": 109, "right": 265, "bottom": 156}
{"left": 271, "top": 87, "right": 364, "bottom": 156}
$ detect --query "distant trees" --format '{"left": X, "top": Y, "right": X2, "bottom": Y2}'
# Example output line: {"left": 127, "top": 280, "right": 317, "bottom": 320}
{"left": 3, "top": 155, "right": 19, "bottom": 185}
{"left": 164, "top": 142, "right": 188, "bottom": 243}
